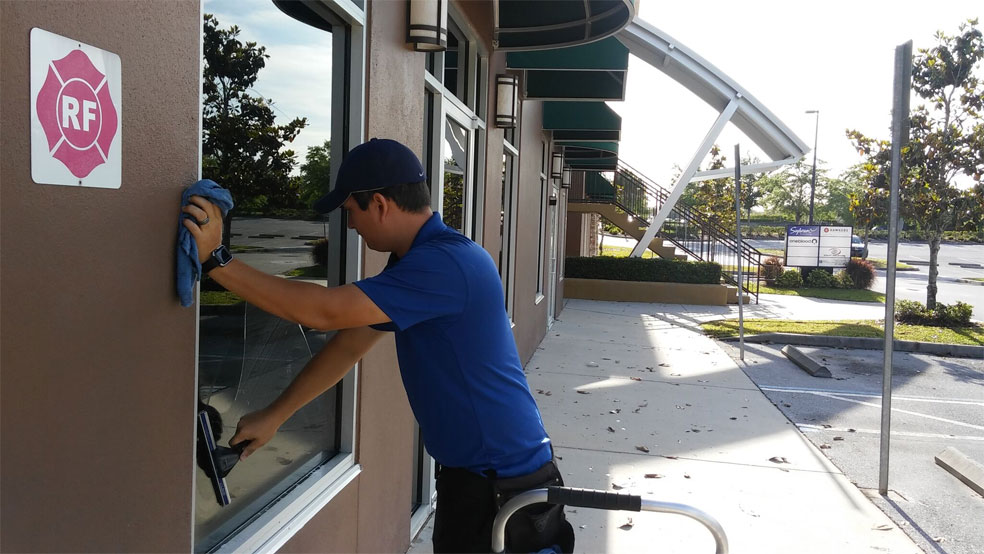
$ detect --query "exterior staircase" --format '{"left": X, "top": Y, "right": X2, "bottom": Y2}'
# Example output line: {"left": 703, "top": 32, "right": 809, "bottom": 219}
{"left": 567, "top": 202, "right": 684, "bottom": 261}
{"left": 567, "top": 160, "right": 763, "bottom": 302}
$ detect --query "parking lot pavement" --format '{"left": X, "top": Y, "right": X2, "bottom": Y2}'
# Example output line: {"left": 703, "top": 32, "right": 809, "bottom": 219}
{"left": 718, "top": 341, "right": 984, "bottom": 554}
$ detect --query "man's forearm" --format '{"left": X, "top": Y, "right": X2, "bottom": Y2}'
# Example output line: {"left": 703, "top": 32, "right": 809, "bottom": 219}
{"left": 205, "top": 260, "right": 389, "bottom": 331}
{"left": 268, "top": 326, "right": 385, "bottom": 423}
{"left": 207, "top": 259, "right": 327, "bottom": 326}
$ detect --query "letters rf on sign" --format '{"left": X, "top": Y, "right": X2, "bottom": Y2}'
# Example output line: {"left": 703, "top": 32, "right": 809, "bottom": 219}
{"left": 30, "top": 28, "right": 122, "bottom": 189}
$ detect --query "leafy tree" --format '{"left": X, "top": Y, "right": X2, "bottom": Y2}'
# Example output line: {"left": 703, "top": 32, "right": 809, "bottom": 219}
{"left": 818, "top": 166, "right": 865, "bottom": 225}
{"left": 202, "top": 13, "right": 307, "bottom": 241}
{"left": 848, "top": 19, "right": 984, "bottom": 308}
{"left": 299, "top": 140, "right": 331, "bottom": 209}
{"left": 686, "top": 145, "right": 737, "bottom": 232}
{"left": 957, "top": 182, "right": 984, "bottom": 232}
{"left": 760, "top": 159, "right": 830, "bottom": 224}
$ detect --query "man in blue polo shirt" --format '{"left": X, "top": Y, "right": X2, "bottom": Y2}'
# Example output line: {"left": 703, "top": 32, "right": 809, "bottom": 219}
{"left": 183, "top": 138, "right": 573, "bottom": 553}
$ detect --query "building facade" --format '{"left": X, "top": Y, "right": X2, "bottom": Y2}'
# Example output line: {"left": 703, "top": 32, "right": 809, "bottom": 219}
{"left": 1, "top": 1, "right": 637, "bottom": 551}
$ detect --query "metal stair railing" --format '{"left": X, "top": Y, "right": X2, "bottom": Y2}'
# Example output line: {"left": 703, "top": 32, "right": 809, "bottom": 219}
{"left": 568, "top": 161, "right": 762, "bottom": 303}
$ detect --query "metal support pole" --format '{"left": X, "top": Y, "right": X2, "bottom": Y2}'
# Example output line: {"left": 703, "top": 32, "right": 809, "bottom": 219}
{"left": 630, "top": 98, "right": 739, "bottom": 257}
{"left": 806, "top": 110, "right": 819, "bottom": 224}
{"left": 734, "top": 144, "right": 745, "bottom": 361}
{"left": 880, "top": 40, "right": 912, "bottom": 496}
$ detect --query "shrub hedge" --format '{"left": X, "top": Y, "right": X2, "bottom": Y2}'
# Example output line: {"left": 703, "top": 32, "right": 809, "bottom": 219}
{"left": 775, "top": 269, "right": 803, "bottom": 288}
{"left": 564, "top": 256, "right": 721, "bottom": 284}
{"left": 760, "top": 256, "right": 784, "bottom": 283}
{"left": 896, "top": 300, "right": 974, "bottom": 327}
{"left": 806, "top": 268, "right": 839, "bottom": 289}
{"left": 846, "top": 258, "right": 876, "bottom": 290}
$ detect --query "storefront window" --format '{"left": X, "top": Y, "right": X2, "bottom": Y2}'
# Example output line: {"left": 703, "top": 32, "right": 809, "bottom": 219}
{"left": 442, "top": 117, "right": 469, "bottom": 233}
{"left": 196, "top": 0, "right": 356, "bottom": 550}
{"left": 500, "top": 148, "right": 518, "bottom": 316}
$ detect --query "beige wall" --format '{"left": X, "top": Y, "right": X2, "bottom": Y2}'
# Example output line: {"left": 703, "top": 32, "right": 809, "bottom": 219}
{"left": 511, "top": 100, "right": 551, "bottom": 363}
{"left": 1, "top": 1, "right": 556, "bottom": 552}
{"left": 1, "top": 1, "right": 200, "bottom": 551}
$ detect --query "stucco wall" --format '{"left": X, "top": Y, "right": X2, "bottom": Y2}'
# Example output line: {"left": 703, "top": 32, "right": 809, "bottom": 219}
{"left": 0, "top": 1, "right": 200, "bottom": 551}
{"left": 511, "top": 100, "right": 551, "bottom": 364}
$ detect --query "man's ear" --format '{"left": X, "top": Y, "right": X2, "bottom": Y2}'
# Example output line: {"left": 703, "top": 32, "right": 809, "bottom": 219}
{"left": 372, "top": 192, "right": 390, "bottom": 221}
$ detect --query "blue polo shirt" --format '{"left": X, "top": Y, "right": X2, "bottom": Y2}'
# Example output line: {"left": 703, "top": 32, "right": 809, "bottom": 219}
{"left": 354, "top": 213, "right": 552, "bottom": 478}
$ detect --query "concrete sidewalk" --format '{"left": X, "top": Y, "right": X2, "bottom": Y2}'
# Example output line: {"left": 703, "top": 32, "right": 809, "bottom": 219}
{"left": 409, "top": 298, "right": 921, "bottom": 553}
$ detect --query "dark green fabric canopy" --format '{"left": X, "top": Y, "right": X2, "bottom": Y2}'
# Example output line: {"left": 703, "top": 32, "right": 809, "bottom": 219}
{"left": 508, "top": 38, "right": 629, "bottom": 100}
{"left": 544, "top": 102, "right": 622, "bottom": 141}
{"left": 496, "top": 0, "right": 635, "bottom": 51}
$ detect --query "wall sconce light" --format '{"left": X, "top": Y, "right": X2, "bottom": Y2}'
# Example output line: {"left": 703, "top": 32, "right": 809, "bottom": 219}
{"left": 495, "top": 74, "right": 518, "bottom": 128}
{"left": 407, "top": 0, "right": 447, "bottom": 52}
{"left": 561, "top": 166, "right": 571, "bottom": 188}
{"left": 550, "top": 152, "right": 563, "bottom": 181}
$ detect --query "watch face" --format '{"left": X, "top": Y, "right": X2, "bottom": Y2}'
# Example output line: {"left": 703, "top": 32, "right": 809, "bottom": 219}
{"left": 214, "top": 245, "right": 234, "bottom": 266}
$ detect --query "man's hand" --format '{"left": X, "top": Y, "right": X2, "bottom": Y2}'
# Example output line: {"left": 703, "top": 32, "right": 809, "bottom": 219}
{"left": 229, "top": 406, "right": 288, "bottom": 460}
{"left": 182, "top": 195, "right": 224, "bottom": 263}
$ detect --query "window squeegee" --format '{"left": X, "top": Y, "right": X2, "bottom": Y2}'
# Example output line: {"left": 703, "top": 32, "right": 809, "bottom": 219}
{"left": 197, "top": 410, "right": 250, "bottom": 507}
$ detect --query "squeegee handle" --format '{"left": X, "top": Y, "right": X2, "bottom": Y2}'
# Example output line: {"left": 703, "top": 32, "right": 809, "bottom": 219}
{"left": 547, "top": 486, "right": 642, "bottom": 511}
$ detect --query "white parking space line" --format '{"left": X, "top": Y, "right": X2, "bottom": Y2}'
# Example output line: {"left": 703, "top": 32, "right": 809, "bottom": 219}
{"left": 759, "top": 386, "right": 984, "bottom": 432}
{"left": 760, "top": 385, "right": 984, "bottom": 407}
{"left": 798, "top": 424, "right": 984, "bottom": 442}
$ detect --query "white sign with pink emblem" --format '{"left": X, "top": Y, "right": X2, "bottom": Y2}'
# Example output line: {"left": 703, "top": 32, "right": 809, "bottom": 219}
{"left": 31, "top": 28, "right": 122, "bottom": 189}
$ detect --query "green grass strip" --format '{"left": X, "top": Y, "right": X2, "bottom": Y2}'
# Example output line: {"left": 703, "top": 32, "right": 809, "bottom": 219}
{"left": 759, "top": 285, "right": 885, "bottom": 303}
{"left": 201, "top": 290, "right": 244, "bottom": 306}
{"left": 599, "top": 244, "right": 657, "bottom": 258}
{"left": 701, "top": 319, "right": 984, "bottom": 346}
{"left": 868, "top": 258, "right": 917, "bottom": 270}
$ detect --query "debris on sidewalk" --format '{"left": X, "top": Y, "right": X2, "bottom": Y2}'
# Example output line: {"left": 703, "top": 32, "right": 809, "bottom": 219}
{"left": 619, "top": 518, "right": 634, "bottom": 530}
{"left": 635, "top": 445, "right": 650, "bottom": 453}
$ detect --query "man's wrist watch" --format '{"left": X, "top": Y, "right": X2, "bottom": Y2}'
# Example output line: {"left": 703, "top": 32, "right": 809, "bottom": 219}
{"left": 202, "top": 245, "right": 234, "bottom": 274}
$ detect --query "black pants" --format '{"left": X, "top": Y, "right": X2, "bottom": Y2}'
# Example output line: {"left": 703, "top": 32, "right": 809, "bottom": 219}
{"left": 432, "top": 461, "right": 575, "bottom": 553}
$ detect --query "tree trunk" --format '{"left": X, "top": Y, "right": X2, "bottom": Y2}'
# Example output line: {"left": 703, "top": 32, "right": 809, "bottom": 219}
{"left": 926, "top": 233, "right": 942, "bottom": 310}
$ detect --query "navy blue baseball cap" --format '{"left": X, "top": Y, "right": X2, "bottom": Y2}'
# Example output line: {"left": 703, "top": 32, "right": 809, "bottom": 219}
{"left": 314, "top": 138, "right": 426, "bottom": 213}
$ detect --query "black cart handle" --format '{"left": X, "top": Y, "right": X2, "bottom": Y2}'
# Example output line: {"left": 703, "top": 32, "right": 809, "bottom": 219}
{"left": 547, "top": 486, "right": 642, "bottom": 512}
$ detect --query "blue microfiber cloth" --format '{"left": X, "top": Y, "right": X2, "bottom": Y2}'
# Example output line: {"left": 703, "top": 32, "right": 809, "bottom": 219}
{"left": 177, "top": 179, "right": 234, "bottom": 307}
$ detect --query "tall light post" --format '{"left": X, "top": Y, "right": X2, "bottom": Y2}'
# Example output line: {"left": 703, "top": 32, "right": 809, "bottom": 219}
{"left": 806, "top": 109, "right": 819, "bottom": 224}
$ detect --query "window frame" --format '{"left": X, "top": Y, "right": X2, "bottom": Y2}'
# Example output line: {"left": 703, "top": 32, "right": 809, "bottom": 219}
{"left": 412, "top": 6, "right": 489, "bottom": 537}
{"left": 196, "top": 2, "right": 366, "bottom": 552}
{"left": 535, "top": 141, "right": 547, "bottom": 303}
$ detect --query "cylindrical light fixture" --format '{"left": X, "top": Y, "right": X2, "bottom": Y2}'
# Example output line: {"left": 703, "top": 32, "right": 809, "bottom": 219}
{"left": 561, "top": 166, "right": 571, "bottom": 188}
{"left": 407, "top": 0, "right": 447, "bottom": 52}
{"left": 550, "top": 151, "right": 563, "bottom": 180}
{"left": 495, "top": 74, "right": 518, "bottom": 128}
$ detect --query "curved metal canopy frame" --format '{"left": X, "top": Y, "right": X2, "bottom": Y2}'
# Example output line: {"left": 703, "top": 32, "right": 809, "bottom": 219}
{"left": 615, "top": 18, "right": 810, "bottom": 256}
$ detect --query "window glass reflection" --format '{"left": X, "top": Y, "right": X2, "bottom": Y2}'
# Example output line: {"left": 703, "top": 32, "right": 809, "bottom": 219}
{"left": 442, "top": 117, "right": 468, "bottom": 233}
{"left": 197, "top": 1, "right": 341, "bottom": 550}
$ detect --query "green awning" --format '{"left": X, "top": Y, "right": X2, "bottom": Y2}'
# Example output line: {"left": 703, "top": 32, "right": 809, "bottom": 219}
{"left": 526, "top": 71, "right": 625, "bottom": 101}
{"left": 544, "top": 102, "right": 621, "bottom": 141}
{"left": 507, "top": 37, "right": 629, "bottom": 70}
{"left": 496, "top": 0, "right": 636, "bottom": 51}
{"left": 558, "top": 141, "right": 620, "bottom": 155}
{"left": 508, "top": 38, "right": 629, "bottom": 101}
{"left": 569, "top": 158, "right": 618, "bottom": 171}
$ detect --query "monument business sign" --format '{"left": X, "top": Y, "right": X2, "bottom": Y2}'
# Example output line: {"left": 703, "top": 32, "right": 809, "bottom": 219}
{"left": 784, "top": 225, "right": 852, "bottom": 268}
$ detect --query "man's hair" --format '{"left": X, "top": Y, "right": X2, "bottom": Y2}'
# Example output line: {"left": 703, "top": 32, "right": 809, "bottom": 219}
{"left": 351, "top": 181, "right": 431, "bottom": 213}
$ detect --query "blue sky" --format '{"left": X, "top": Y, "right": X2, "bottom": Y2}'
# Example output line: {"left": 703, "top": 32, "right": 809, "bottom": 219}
{"left": 619, "top": 1, "right": 982, "bottom": 187}
{"left": 204, "top": 0, "right": 333, "bottom": 168}
{"left": 203, "top": 0, "right": 981, "bottom": 187}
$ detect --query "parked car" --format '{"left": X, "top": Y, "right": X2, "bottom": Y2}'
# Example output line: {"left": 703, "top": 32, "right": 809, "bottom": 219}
{"left": 851, "top": 234, "right": 868, "bottom": 259}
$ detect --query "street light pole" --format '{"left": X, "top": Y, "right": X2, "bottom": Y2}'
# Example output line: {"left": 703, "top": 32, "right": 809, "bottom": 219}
{"left": 806, "top": 110, "right": 819, "bottom": 225}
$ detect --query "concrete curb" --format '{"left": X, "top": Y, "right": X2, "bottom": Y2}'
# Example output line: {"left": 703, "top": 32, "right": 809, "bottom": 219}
{"left": 957, "top": 278, "right": 984, "bottom": 286}
{"left": 730, "top": 333, "right": 984, "bottom": 359}
{"left": 780, "top": 345, "right": 832, "bottom": 377}
{"left": 935, "top": 447, "right": 984, "bottom": 497}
